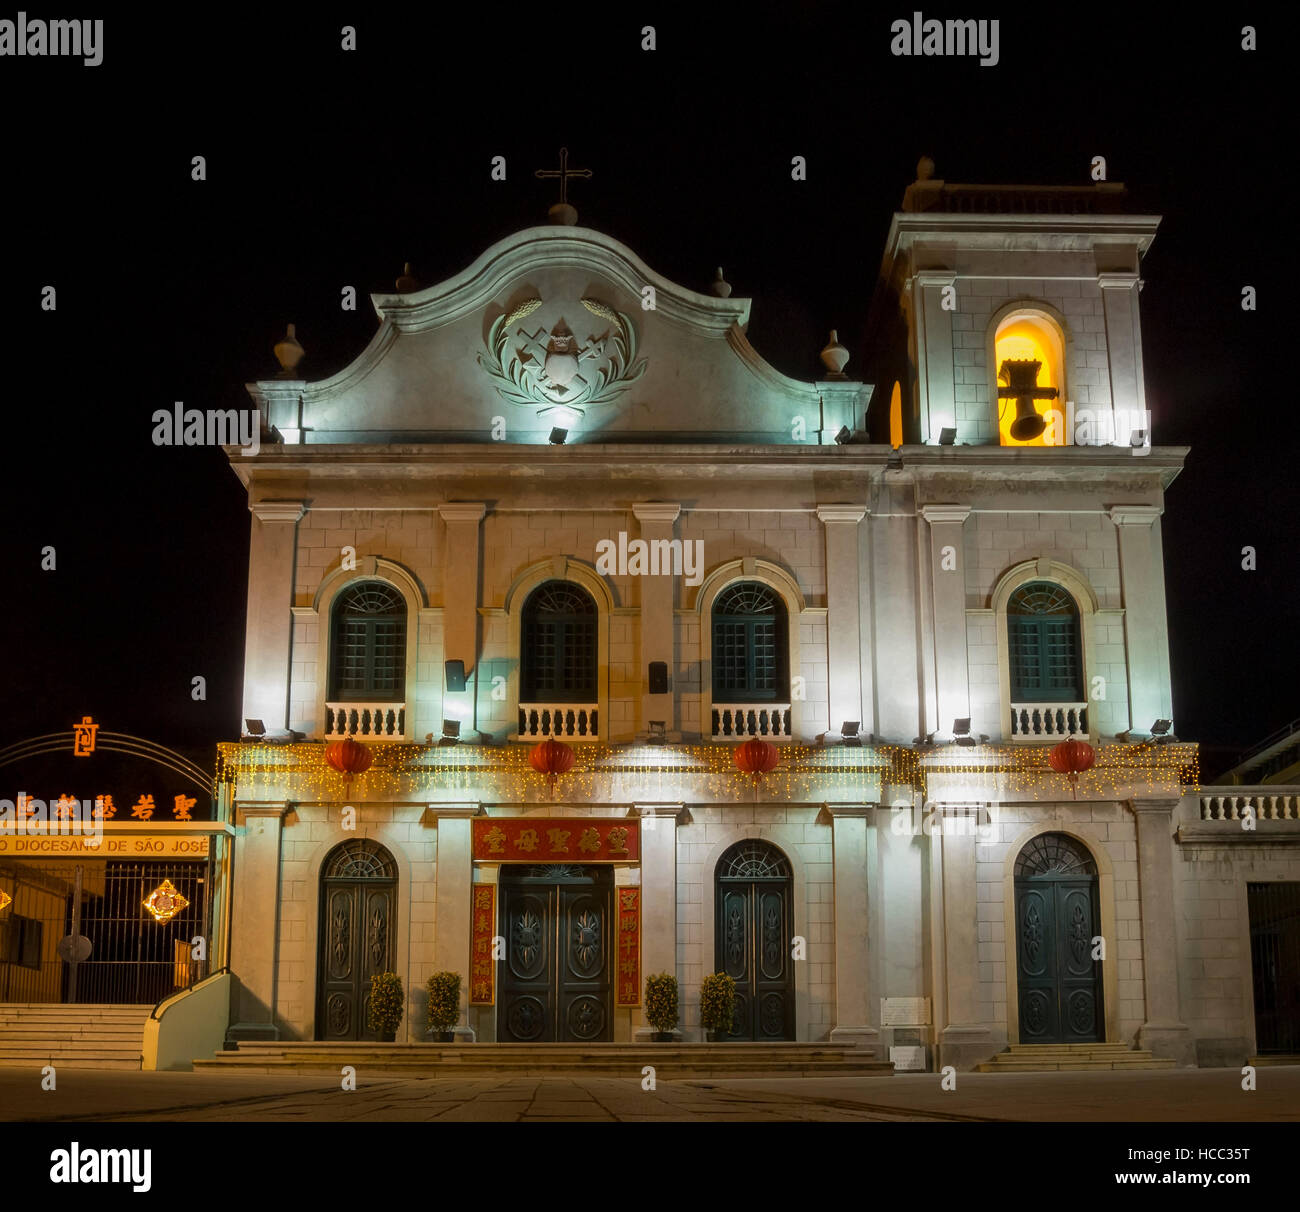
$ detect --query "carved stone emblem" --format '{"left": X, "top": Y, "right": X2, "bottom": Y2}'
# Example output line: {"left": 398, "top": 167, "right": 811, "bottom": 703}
{"left": 478, "top": 296, "right": 647, "bottom": 415}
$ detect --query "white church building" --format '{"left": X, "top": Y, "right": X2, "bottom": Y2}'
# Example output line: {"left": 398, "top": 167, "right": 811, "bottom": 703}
{"left": 214, "top": 161, "right": 1300, "bottom": 1070}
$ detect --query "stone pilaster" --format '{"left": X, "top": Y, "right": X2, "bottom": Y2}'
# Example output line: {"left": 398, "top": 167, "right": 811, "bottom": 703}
{"left": 438, "top": 503, "right": 486, "bottom": 678}
{"left": 933, "top": 806, "right": 997, "bottom": 1068}
{"left": 817, "top": 506, "right": 869, "bottom": 737}
{"left": 242, "top": 501, "right": 305, "bottom": 731}
{"left": 432, "top": 803, "right": 481, "bottom": 1042}
{"left": 228, "top": 802, "right": 290, "bottom": 1040}
{"left": 632, "top": 503, "right": 680, "bottom": 737}
{"left": 826, "top": 804, "right": 882, "bottom": 1056}
{"left": 1129, "top": 798, "right": 1196, "bottom": 1065}
{"left": 920, "top": 505, "right": 971, "bottom": 740}
{"left": 633, "top": 804, "right": 682, "bottom": 1041}
{"left": 1098, "top": 271, "right": 1147, "bottom": 423}
{"left": 1109, "top": 505, "right": 1174, "bottom": 734}
{"left": 912, "top": 271, "right": 957, "bottom": 443}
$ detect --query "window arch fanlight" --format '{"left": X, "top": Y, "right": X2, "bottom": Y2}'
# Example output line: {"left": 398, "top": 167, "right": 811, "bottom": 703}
{"left": 323, "top": 838, "right": 397, "bottom": 881}
{"left": 711, "top": 581, "right": 789, "bottom": 703}
{"left": 520, "top": 580, "right": 598, "bottom": 703}
{"left": 328, "top": 580, "right": 407, "bottom": 701}
{"left": 717, "top": 839, "right": 792, "bottom": 880}
{"left": 1013, "top": 832, "right": 1097, "bottom": 878}
{"left": 994, "top": 310, "right": 1066, "bottom": 448}
{"left": 1007, "top": 581, "right": 1083, "bottom": 703}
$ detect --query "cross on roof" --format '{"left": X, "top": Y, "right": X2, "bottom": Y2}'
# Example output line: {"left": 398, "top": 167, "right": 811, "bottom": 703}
{"left": 535, "top": 147, "right": 591, "bottom": 205}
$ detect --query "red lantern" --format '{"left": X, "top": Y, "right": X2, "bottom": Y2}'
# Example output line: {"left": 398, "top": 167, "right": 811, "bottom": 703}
{"left": 529, "top": 738, "right": 575, "bottom": 798}
{"left": 325, "top": 737, "right": 373, "bottom": 777}
{"left": 734, "top": 738, "right": 780, "bottom": 787}
{"left": 1048, "top": 736, "right": 1095, "bottom": 798}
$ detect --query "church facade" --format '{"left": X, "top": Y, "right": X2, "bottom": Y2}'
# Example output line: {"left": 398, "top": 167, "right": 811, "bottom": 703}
{"left": 215, "top": 164, "right": 1297, "bottom": 1069}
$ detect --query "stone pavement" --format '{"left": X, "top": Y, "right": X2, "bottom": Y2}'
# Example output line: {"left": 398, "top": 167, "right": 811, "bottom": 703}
{"left": 2, "top": 1065, "right": 1296, "bottom": 1122}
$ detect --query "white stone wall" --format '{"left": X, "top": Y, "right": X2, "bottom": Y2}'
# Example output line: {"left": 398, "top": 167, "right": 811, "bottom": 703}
{"left": 674, "top": 804, "right": 834, "bottom": 1040}
{"left": 1172, "top": 841, "right": 1300, "bottom": 1064}
{"left": 972, "top": 803, "right": 1145, "bottom": 1043}
{"left": 953, "top": 279, "right": 1111, "bottom": 445}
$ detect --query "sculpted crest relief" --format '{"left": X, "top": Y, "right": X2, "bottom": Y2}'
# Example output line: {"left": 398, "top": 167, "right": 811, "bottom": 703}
{"left": 478, "top": 295, "right": 647, "bottom": 416}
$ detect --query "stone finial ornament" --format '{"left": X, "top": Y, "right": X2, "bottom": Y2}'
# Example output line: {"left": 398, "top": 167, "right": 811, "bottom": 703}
{"left": 396, "top": 262, "right": 419, "bottom": 292}
{"left": 917, "top": 155, "right": 936, "bottom": 181}
{"left": 820, "top": 329, "right": 849, "bottom": 379}
{"left": 710, "top": 267, "right": 732, "bottom": 298}
{"left": 273, "top": 323, "right": 305, "bottom": 377}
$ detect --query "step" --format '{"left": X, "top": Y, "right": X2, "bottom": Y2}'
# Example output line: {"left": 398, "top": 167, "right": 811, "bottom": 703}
{"left": 1248, "top": 1055, "right": 1300, "bottom": 1067}
{"left": 0, "top": 1029, "right": 146, "bottom": 1042}
{"left": 0, "top": 1058, "right": 141, "bottom": 1071}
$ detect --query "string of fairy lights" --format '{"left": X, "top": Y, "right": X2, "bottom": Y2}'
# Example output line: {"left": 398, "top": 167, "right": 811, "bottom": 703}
{"left": 215, "top": 739, "right": 1198, "bottom": 805}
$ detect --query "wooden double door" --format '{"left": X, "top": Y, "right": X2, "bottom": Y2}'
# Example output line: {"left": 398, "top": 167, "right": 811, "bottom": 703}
{"left": 498, "top": 866, "right": 613, "bottom": 1042}
{"left": 1014, "top": 875, "right": 1103, "bottom": 1043}
{"left": 716, "top": 859, "right": 795, "bottom": 1039}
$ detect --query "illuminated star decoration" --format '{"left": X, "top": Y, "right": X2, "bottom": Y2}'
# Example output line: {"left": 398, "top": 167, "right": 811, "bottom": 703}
{"left": 0, "top": 888, "right": 11, "bottom": 913}
{"left": 143, "top": 879, "right": 189, "bottom": 924}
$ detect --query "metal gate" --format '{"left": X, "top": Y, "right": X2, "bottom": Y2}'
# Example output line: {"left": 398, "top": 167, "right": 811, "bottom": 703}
{"left": 1248, "top": 882, "right": 1300, "bottom": 1054}
{"left": 0, "top": 859, "right": 210, "bottom": 1004}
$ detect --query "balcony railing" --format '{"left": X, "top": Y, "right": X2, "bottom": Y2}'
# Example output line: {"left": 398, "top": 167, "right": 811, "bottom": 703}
{"left": 325, "top": 702, "right": 406, "bottom": 738}
{"left": 712, "top": 704, "right": 793, "bottom": 741}
{"left": 1009, "top": 702, "right": 1088, "bottom": 741}
{"left": 517, "top": 704, "right": 599, "bottom": 741}
{"left": 1200, "top": 790, "right": 1300, "bottom": 821}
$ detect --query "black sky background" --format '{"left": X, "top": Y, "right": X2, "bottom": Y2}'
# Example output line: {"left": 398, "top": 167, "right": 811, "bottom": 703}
{"left": 1, "top": 4, "right": 1291, "bottom": 792}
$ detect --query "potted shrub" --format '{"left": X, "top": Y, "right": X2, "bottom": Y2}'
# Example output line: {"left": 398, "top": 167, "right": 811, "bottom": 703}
{"left": 426, "top": 971, "right": 462, "bottom": 1042}
{"left": 699, "top": 971, "right": 736, "bottom": 1042}
{"left": 367, "top": 971, "right": 403, "bottom": 1042}
{"left": 644, "top": 972, "right": 679, "bottom": 1041}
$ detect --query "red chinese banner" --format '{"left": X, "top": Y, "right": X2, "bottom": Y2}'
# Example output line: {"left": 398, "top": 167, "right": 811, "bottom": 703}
{"left": 616, "top": 886, "right": 640, "bottom": 1007}
{"left": 469, "top": 884, "right": 495, "bottom": 1005}
{"left": 471, "top": 817, "right": 640, "bottom": 863}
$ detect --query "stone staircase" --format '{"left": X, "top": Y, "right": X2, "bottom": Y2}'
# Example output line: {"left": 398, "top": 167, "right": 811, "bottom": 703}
{"left": 976, "top": 1042, "right": 1176, "bottom": 1072}
{"left": 0, "top": 1004, "right": 151, "bottom": 1071}
{"left": 194, "top": 1040, "right": 896, "bottom": 1078}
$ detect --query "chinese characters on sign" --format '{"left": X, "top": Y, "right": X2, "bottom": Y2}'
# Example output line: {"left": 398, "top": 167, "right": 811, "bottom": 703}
{"left": 469, "top": 884, "right": 496, "bottom": 1005}
{"left": 471, "top": 818, "right": 639, "bottom": 863}
{"left": 73, "top": 716, "right": 98, "bottom": 756}
{"left": 615, "top": 887, "right": 640, "bottom": 1007}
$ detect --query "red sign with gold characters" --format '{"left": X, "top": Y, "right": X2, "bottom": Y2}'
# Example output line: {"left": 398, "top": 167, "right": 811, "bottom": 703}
{"left": 471, "top": 817, "right": 639, "bottom": 863}
{"left": 615, "top": 887, "right": 640, "bottom": 1007}
{"left": 469, "top": 884, "right": 495, "bottom": 1005}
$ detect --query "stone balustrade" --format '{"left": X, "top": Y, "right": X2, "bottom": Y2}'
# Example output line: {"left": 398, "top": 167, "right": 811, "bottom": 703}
{"left": 1009, "top": 702, "right": 1088, "bottom": 741}
{"left": 1199, "top": 788, "right": 1300, "bottom": 822}
{"left": 712, "top": 704, "right": 793, "bottom": 741}
{"left": 517, "top": 704, "right": 599, "bottom": 741}
{"left": 325, "top": 702, "right": 406, "bottom": 739}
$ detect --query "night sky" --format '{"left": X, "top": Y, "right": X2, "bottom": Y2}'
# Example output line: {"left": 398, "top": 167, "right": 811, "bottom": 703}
{"left": 2, "top": 5, "right": 1288, "bottom": 799}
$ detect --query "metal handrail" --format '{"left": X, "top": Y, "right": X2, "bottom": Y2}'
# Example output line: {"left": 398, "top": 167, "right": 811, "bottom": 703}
{"left": 150, "top": 965, "right": 231, "bottom": 1021}
{"left": 1235, "top": 717, "right": 1300, "bottom": 768}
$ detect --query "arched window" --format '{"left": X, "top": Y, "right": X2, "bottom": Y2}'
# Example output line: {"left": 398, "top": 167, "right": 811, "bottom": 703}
{"left": 521, "top": 581, "right": 597, "bottom": 702}
{"left": 994, "top": 311, "right": 1066, "bottom": 447}
{"left": 1013, "top": 832, "right": 1097, "bottom": 878}
{"left": 1007, "top": 581, "right": 1083, "bottom": 702}
{"left": 329, "top": 581, "right": 407, "bottom": 700}
{"left": 712, "top": 582, "right": 788, "bottom": 702}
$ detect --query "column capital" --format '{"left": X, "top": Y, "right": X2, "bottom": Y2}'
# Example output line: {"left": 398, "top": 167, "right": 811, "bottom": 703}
{"left": 632, "top": 502, "right": 681, "bottom": 524}
{"left": 235, "top": 801, "right": 292, "bottom": 823}
{"left": 1126, "top": 797, "right": 1181, "bottom": 817}
{"left": 1108, "top": 504, "right": 1162, "bottom": 527}
{"left": 438, "top": 502, "right": 487, "bottom": 524}
{"left": 914, "top": 270, "right": 957, "bottom": 288}
{"left": 920, "top": 503, "right": 971, "bottom": 526}
{"left": 1097, "top": 271, "right": 1140, "bottom": 290}
{"left": 249, "top": 500, "right": 306, "bottom": 524}
{"left": 816, "top": 504, "right": 867, "bottom": 525}
{"left": 428, "top": 802, "right": 482, "bottom": 819}
{"left": 822, "top": 802, "right": 876, "bottom": 819}
{"left": 633, "top": 803, "right": 686, "bottom": 823}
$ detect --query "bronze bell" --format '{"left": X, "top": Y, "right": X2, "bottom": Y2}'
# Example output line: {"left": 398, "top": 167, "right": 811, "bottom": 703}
{"left": 1000, "top": 359, "right": 1055, "bottom": 441}
{"left": 1009, "top": 396, "right": 1047, "bottom": 441}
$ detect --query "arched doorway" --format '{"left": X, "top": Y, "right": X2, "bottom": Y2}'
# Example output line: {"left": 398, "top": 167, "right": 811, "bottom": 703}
{"left": 1013, "top": 833, "right": 1104, "bottom": 1044}
{"left": 715, "top": 840, "right": 795, "bottom": 1040}
{"left": 316, "top": 839, "right": 397, "bottom": 1041}
{"left": 498, "top": 865, "right": 613, "bottom": 1042}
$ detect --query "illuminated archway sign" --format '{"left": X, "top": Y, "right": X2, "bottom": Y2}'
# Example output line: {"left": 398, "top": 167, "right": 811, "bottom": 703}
{"left": 143, "top": 879, "right": 190, "bottom": 924}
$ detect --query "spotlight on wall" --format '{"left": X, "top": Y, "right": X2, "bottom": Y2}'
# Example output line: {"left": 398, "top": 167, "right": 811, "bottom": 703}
{"left": 912, "top": 731, "right": 937, "bottom": 749}
{"left": 840, "top": 720, "right": 861, "bottom": 747}
{"left": 1130, "top": 428, "right": 1148, "bottom": 447}
{"left": 549, "top": 427, "right": 568, "bottom": 445}
{"left": 952, "top": 717, "right": 978, "bottom": 747}
{"left": 834, "top": 425, "right": 852, "bottom": 445}
{"left": 938, "top": 427, "right": 957, "bottom": 446}
{"left": 244, "top": 719, "right": 266, "bottom": 739}
{"left": 444, "top": 659, "right": 467, "bottom": 693}
{"left": 1115, "top": 729, "right": 1133, "bottom": 744}
{"left": 1150, "top": 719, "right": 1177, "bottom": 743}
{"left": 439, "top": 719, "right": 462, "bottom": 746}
{"left": 648, "top": 721, "right": 666, "bottom": 740}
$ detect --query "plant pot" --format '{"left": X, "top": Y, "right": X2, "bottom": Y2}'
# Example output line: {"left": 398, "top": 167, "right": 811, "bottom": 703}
{"left": 705, "top": 1030, "right": 719, "bottom": 1042}
{"left": 378, "top": 1030, "right": 396, "bottom": 1043}
{"left": 652, "top": 1031, "right": 674, "bottom": 1042}
{"left": 434, "top": 1030, "right": 455, "bottom": 1043}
